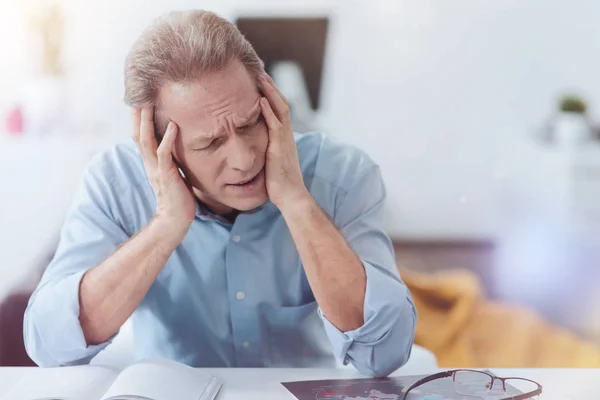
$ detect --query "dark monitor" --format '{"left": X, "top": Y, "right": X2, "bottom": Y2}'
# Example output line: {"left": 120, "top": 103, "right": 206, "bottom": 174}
{"left": 235, "top": 17, "right": 329, "bottom": 111}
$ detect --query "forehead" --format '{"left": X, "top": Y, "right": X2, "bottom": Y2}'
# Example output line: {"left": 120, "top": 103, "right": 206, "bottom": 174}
{"left": 157, "top": 60, "right": 259, "bottom": 138}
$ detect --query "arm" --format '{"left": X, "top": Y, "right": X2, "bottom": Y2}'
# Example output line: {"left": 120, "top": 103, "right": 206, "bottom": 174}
{"left": 259, "top": 74, "right": 417, "bottom": 377}
{"left": 80, "top": 110, "right": 195, "bottom": 345}
{"left": 283, "top": 167, "right": 416, "bottom": 378}
{"left": 79, "top": 216, "right": 185, "bottom": 345}
{"left": 279, "top": 193, "right": 366, "bottom": 332}
{"left": 24, "top": 109, "right": 194, "bottom": 366}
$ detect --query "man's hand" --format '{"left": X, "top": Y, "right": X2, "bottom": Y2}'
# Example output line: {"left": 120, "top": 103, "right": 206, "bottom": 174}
{"left": 132, "top": 107, "right": 196, "bottom": 237}
{"left": 259, "top": 74, "right": 310, "bottom": 210}
{"left": 258, "top": 75, "right": 367, "bottom": 332}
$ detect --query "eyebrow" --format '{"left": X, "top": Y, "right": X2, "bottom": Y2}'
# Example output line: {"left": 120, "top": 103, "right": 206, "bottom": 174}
{"left": 187, "top": 107, "right": 262, "bottom": 149}
{"left": 238, "top": 108, "right": 261, "bottom": 127}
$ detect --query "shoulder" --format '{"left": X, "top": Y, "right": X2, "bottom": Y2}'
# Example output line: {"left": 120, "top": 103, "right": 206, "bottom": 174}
{"left": 77, "top": 140, "right": 151, "bottom": 232}
{"left": 296, "top": 132, "right": 379, "bottom": 194}
{"left": 84, "top": 139, "right": 147, "bottom": 191}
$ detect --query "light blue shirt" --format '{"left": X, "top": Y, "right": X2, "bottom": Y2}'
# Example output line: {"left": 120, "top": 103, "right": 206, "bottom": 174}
{"left": 23, "top": 132, "right": 417, "bottom": 377}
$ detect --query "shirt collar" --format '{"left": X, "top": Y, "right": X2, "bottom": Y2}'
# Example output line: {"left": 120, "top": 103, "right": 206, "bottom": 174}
{"left": 194, "top": 199, "right": 231, "bottom": 224}
{"left": 194, "top": 198, "right": 277, "bottom": 224}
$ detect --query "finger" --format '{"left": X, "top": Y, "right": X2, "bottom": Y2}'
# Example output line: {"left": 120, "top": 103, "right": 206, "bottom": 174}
{"left": 157, "top": 121, "right": 178, "bottom": 172}
{"left": 264, "top": 74, "right": 286, "bottom": 101}
{"left": 260, "top": 74, "right": 287, "bottom": 109}
{"left": 139, "top": 106, "right": 158, "bottom": 169}
{"left": 259, "top": 75, "right": 289, "bottom": 122}
{"left": 131, "top": 108, "right": 141, "bottom": 145}
{"left": 260, "top": 97, "right": 282, "bottom": 141}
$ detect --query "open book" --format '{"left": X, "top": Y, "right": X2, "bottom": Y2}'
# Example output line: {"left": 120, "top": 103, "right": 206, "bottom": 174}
{"left": 1, "top": 358, "right": 222, "bottom": 400}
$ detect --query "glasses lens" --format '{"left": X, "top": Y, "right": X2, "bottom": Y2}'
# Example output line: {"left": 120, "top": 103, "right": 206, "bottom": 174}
{"left": 406, "top": 372, "right": 540, "bottom": 400}
{"left": 504, "top": 378, "right": 540, "bottom": 399}
{"left": 453, "top": 370, "right": 493, "bottom": 397}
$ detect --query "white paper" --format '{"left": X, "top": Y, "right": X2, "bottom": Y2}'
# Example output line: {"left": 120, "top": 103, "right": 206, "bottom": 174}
{"left": 1, "top": 365, "right": 119, "bottom": 400}
{"left": 100, "top": 359, "right": 219, "bottom": 400}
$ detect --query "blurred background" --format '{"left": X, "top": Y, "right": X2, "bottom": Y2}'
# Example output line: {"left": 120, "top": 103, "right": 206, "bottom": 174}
{"left": 1, "top": 0, "right": 600, "bottom": 367}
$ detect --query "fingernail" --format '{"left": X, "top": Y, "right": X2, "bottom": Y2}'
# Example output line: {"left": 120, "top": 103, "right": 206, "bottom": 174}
{"left": 167, "top": 122, "right": 174, "bottom": 131}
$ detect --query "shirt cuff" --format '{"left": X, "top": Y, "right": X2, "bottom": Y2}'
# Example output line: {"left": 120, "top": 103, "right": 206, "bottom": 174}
{"left": 25, "top": 270, "right": 116, "bottom": 366}
{"left": 317, "top": 259, "right": 411, "bottom": 365}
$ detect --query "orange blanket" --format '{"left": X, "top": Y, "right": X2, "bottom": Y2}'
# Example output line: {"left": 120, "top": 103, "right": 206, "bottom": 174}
{"left": 402, "top": 268, "right": 600, "bottom": 367}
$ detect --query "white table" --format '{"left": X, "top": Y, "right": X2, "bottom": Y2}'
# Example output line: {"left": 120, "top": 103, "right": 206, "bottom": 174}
{"left": 0, "top": 366, "right": 595, "bottom": 399}
{"left": 202, "top": 368, "right": 595, "bottom": 399}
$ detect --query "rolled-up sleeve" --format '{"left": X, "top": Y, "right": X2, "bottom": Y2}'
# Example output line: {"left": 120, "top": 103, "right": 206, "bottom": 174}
{"left": 318, "top": 165, "right": 417, "bottom": 377}
{"left": 23, "top": 158, "right": 131, "bottom": 367}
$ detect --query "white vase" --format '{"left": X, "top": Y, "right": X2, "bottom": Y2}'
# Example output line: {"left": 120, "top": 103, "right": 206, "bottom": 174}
{"left": 554, "top": 112, "right": 590, "bottom": 148}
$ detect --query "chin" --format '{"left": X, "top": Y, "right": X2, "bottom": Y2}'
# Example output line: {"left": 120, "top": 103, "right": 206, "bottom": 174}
{"left": 232, "top": 191, "right": 269, "bottom": 211}
{"left": 221, "top": 170, "right": 269, "bottom": 212}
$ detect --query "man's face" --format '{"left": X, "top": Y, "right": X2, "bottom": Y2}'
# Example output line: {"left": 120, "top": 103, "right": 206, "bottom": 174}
{"left": 157, "top": 60, "right": 269, "bottom": 215}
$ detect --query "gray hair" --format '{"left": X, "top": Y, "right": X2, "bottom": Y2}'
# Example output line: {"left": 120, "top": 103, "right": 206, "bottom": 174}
{"left": 124, "top": 10, "right": 265, "bottom": 134}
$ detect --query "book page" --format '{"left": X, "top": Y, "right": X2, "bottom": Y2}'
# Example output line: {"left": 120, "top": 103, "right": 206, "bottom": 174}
{"left": 1, "top": 365, "right": 119, "bottom": 400}
{"left": 100, "top": 358, "right": 221, "bottom": 400}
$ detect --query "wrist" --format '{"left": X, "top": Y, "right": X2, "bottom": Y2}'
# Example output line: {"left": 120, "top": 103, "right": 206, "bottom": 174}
{"left": 150, "top": 214, "right": 192, "bottom": 246}
{"left": 277, "top": 188, "right": 315, "bottom": 219}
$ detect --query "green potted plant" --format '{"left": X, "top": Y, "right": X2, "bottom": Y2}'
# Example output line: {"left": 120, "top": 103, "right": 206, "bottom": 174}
{"left": 555, "top": 94, "right": 591, "bottom": 147}
{"left": 560, "top": 95, "right": 587, "bottom": 114}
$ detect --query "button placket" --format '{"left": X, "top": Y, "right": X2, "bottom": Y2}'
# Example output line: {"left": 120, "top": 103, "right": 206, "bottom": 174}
{"left": 226, "top": 219, "right": 262, "bottom": 366}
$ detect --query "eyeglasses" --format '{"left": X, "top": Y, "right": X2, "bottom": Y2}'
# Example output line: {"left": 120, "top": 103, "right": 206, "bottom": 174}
{"left": 402, "top": 369, "right": 543, "bottom": 400}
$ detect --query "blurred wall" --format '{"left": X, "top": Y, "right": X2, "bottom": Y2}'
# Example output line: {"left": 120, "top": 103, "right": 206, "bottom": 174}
{"left": 1, "top": 0, "right": 600, "bottom": 240}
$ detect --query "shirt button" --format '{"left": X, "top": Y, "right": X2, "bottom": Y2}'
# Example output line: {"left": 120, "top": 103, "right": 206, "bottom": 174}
{"left": 236, "top": 291, "right": 246, "bottom": 300}
{"left": 232, "top": 235, "right": 241, "bottom": 243}
{"left": 242, "top": 341, "right": 250, "bottom": 349}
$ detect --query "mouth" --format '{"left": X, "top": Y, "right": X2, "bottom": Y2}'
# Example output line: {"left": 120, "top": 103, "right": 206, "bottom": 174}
{"left": 228, "top": 167, "right": 264, "bottom": 187}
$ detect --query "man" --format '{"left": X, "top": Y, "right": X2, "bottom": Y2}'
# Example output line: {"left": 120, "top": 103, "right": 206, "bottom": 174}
{"left": 23, "top": 10, "right": 416, "bottom": 377}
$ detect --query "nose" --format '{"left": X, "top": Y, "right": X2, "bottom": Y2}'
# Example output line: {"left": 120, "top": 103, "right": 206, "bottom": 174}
{"left": 227, "top": 134, "right": 256, "bottom": 172}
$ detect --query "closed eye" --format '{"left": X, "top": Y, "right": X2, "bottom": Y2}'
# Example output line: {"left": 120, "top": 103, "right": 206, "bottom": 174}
{"left": 194, "top": 138, "right": 220, "bottom": 151}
